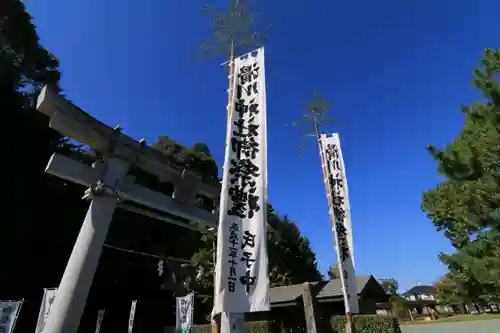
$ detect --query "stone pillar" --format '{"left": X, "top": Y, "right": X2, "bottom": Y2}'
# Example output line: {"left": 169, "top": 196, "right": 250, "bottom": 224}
{"left": 302, "top": 282, "right": 318, "bottom": 333}
{"left": 43, "top": 158, "right": 129, "bottom": 333}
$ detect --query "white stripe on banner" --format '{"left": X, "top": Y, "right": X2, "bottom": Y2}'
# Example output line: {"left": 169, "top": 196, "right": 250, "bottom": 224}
{"left": 0, "top": 300, "right": 23, "bottom": 333}
{"left": 320, "top": 133, "right": 359, "bottom": 314}
{"left": 128, "top": 300, "right": 137, "bottom": 333}
{"left": 213, "top": 47, "right": 270, "bottom": 314}
{"left": 176, "top": 293, "right": 194, "bottom": 333}
{"left": 34, "top": 288, "right": 57, "bottom": 333}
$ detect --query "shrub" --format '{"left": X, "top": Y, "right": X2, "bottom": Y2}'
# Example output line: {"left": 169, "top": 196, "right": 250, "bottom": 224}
{"left": 165, "top": 321, "right": 271, "bottom": 333}
{"left": 329, "top": 315, "right": 401, "bottom": 333}
{"left": 165, "top": 316, "right": 401, "bottom": 333}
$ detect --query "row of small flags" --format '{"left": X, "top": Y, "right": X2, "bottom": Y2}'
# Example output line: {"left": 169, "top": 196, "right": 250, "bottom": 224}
{"left": 0, "top": 288, "right": 146, "bottom": 333}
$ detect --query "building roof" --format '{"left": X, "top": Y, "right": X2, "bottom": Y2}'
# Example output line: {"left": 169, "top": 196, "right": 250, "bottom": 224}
{"left": 270, "top": 275, "right": 388, "bottom": 305}
{"left": 402, "top": 285, "right": 437, "bottom": 296}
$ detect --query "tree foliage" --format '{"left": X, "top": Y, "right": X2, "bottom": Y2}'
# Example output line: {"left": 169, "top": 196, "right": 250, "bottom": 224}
{"left": 379, "top": 278, "right": 399, "bottom": 296}
{"left": 201, "top": 0, "right": 270, "bottom": 59}
{"left": 422, "top": 49, "right": 500, "bottom": 302}
{"left": 433, "top": 274, "right": 468, "bottom": 305}
{"left": 327, "top": 263, "right": 340, "bottom": 280}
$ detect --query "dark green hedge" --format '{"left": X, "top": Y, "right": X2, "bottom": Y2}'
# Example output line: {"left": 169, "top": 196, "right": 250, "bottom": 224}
{"left": 329, "top": 315, "right": 401, "bottom": 333}
{"left": 165, "top": 321, "right": 270, "bottom": 333}
{"left": 165, "top": 316, "right": 401, "bottom": 333}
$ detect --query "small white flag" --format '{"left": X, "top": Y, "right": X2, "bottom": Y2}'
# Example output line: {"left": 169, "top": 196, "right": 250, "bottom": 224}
{"left": 35, "top": 288, "right": 57, "bottom": 333}
{"left": 95, "top": 309, "right": 105, "bottom": 333}
{"left": 175, "top": 293, "right": 194, "bottom": 333}
{"left": 128, "top": 300, "right": 137, "bottom": 333}
{"left": 0, "top": 300, "right": 23, "bottom": 333}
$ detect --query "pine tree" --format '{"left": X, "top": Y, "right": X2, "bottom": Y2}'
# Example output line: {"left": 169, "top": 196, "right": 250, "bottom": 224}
{"left": 423, "top": 49, "right": 500, "bottom": 302}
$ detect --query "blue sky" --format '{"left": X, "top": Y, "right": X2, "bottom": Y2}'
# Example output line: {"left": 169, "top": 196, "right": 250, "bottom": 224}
{"left": 26, "top": 0, "right": 499, "bottom": 292}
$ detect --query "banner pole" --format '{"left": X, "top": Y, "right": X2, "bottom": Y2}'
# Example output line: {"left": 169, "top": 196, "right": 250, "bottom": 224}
{"left": 212, "top": 36, "right": 236, "bottom": 333}
{"left": 312, "top": 114, "right": 356, "bottom": 333}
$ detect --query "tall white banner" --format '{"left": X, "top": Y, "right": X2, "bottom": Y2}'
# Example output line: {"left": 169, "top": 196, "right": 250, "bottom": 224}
{"left": 175, "top": 293, "right": 194, "bottom": 333}
{"left": 213, "top": 47, "right": 269, "bottom": 314}
{"left": 35, "top": 288, "right": 57, "bottom": 333}
{"left": 0, "top": 300, "right": 23, "bottom": 333}
{"left": 128, "top": 300, "right": 137, "bottom": 333}
{"left": 320, "top": 133, "right": 359, "bottom": 314}
{"left": 95, "top": 309, "right": 105, "bottom": 333}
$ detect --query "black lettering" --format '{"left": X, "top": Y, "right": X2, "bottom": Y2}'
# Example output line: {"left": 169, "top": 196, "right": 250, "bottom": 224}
{"left": 333, "top": 198, "right": 346, "bottom": 222}
{"left": 329, "top": 173, "right": 344, "bottom": 189}
{"left": 229, "top": 159, "right": 260, "bottom": 185}
{"left": 227, "top": 185, "right": 247, "bottom": 218}
{"left": 241, "top": 251, "right": 256, "bottom": 268}
{"left": 228, "top": 280, "right": 236, "bottom": 292}
{"left": 335, "top": 223, "right": 350, "bottom": 261}
{"left": 235, "top": 99, "right": 248, "bottom": 119}
{"left": 326, "top": 144, "right": 341, "bottom": 170}
{"left": 248, "top": 194, "right": 260, "bottom": 218}
{"left": 228, "top": 247, "right": 238, "bottom": 259}
{"left": 231, "top": 136, "right": 259, "bottom": 160}
{"left": 248, "top": 100, "right": 260, "bottom": 117}
{"left": 239, "top": 270, "right": 256, "bottom": 293}
{"left": 238, "top": 63, "right": 260, "bottom": 85}
{"left": 247, "top": 123, "right": 259, "bottom": 136}
{"left": 179, "top": 299, "right": 190, "bottom": 324}
{"left": 242, "top": 230, "right": 256, "bottom": 249}
{"left": 236, "top": 83, "right": 258, "bottom": 99}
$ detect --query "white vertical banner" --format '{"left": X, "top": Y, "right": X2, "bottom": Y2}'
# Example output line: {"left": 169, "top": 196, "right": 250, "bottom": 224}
{"left": 0, "top": 300, "right": 23, "bottom": 333}
{"left": 95, "top": 309, "right": 105, "bottom": 333}
{"left": 128, "top": 300, "right": 137, "bottom": 333}
{"left": 320, "top": 133, "right": 359, "bottom": 314}
{"left": 35, "top": 288, "right": 57, "bottom": 333}
{"left": 175, "top": 293, "right": 194, "bottom": 333}
{"left": 213, "top": 47, "right": 269, "bottom": 315}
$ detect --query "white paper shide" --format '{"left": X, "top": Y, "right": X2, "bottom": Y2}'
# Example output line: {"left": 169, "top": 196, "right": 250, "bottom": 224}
{"left": 35, "top": 288, "right": 57, "bottom": 333}
{"left": 176, "top": 293, "right": 194, "bottom": 333}
{"left": 320, "top": 133, "right": 359, "bottom": 314}
{"left": 0, "top": 300, "right": 22, "bottom": 333}
{"left": 213, "top": 47, "right": 269, "bottom": 314}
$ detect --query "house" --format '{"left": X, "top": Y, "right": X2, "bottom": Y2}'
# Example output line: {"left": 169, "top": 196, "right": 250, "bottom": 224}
{"left": 245, "top": 275, "right": 389, "bottom": 325}
{"left": 402, "top": 285, "right": 453, "bottom": 318}
{"left": 403, "top": 285, "right": 437, "bottom": 302}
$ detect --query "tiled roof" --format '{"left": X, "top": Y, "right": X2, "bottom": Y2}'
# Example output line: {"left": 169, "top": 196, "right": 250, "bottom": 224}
{"left": 402, "top": 285, "right": 437, "bottom": 296}
{"left": 270, "top": 275, "right": 374, "bottom": 304}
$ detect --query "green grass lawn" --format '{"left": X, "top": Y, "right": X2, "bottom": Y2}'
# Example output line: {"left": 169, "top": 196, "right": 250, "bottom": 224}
{"left": 400, "top": 313, "right": 500, "bottom": 326}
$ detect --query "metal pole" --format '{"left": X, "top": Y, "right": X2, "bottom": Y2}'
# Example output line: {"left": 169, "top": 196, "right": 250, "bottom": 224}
{"left": 43, "top": 157, "right": 129, "bottom": 333}
{"left": 312, "top": 113, "right": 356, "bottom": 333}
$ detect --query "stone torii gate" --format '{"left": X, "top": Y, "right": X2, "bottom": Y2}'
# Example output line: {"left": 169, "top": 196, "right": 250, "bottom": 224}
{"left": 36, "top": 86, "right": 221, "bottom": 333}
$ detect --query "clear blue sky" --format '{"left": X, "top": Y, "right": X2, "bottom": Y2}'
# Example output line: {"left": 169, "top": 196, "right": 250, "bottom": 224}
{"left": 26, "top": 0, "right": 499, "bottom": 292}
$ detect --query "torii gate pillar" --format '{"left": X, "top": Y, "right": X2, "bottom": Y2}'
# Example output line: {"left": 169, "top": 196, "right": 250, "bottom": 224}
{"left": 43, "top": 157, "right": 128, "bottom": 333}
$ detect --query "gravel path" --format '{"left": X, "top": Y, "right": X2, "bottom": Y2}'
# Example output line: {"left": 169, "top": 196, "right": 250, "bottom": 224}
{"left": 401, "top": 319, "right": 500, "bottom": 333}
